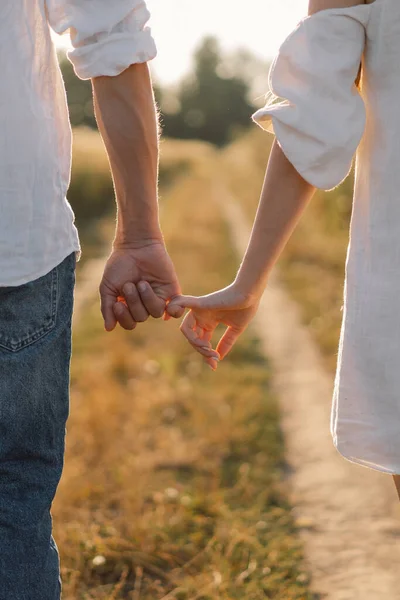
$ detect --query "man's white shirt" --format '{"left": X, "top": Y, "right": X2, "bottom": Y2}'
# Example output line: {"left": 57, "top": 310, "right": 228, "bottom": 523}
{"left": 0, "top": 0, "right": 156, "bottom": 286}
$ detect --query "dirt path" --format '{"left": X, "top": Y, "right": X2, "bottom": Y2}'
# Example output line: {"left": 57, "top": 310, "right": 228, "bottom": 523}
{"left": 218, "top": 185, "right": 400, "bottom": 600}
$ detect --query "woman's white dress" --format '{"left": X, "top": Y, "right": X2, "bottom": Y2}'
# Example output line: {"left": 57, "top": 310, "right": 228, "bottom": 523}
{"left": 253, "top": 0, "right": 400, "bottom": 474}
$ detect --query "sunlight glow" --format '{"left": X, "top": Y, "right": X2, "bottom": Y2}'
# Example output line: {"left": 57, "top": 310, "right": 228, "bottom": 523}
{"left": 54, "top": 0, "right": 309, "bottom": 83}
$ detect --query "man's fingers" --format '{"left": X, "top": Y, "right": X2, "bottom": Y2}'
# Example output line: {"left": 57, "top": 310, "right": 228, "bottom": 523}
{"left": 122, "top": 283, "right": 150, "bottom": 323}
{"left": 101, "top": 295, "right": 117, "bottom": 332}
{"left": 137, "top": 281, "right": 167, "bottom": 319}
{"left": 216, "top": 326, "right": 242, "bottom": 360}
{"left": 113, "top": 301, "right": 137, "bottom": 331}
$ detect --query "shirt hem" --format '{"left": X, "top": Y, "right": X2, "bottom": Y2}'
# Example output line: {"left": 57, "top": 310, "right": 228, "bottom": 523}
{"left": 0, "top": 244, "right": 81, "bottom": 288}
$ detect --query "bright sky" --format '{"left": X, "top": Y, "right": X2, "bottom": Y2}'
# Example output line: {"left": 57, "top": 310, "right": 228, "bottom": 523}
{"left": 54, "top": 0, "right": 308, "bottom": 84}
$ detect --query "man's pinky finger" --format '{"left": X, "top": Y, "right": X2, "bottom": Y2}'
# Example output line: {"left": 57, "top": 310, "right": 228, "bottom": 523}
{"left": 101, "top": 296, "right": 117, "bottom": 332}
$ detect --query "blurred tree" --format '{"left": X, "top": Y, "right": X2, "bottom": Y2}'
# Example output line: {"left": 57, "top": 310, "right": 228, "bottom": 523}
{"left": 218, "top": 48, "right": 270, "bottom": 106}
{"left": 161, "top": 37, "right": 258, "bottom": 146}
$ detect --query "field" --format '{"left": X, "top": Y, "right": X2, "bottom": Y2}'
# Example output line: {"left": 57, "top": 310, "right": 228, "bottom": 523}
{"left": 54, "top": 131, "right": 318, "bottom": 599}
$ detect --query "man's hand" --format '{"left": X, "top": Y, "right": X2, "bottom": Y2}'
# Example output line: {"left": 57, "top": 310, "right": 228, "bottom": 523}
{"left": 100, "top": 241, "right": 184, "bottom": 331}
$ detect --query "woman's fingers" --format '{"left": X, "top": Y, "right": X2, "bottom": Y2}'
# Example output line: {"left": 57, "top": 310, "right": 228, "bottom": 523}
{"left": 182, "top": 325, "right": 216, "bottom": 358}
{"left": 167, "top": 295, "right": 201, "bottom": 318}
{"left": 113, "top": 301, "right": 137, "bottom": 331}
{"left": 180, "top": 312, "right": 219, "bottom": 360}
{"left": 180, "top": 311, "right": 197, "bottom": 339}
{"left": 201, "top": 329, "right": 213, "bottom": 344}
{"left": 167, "top": 290, "right": 231, "bottom": 317}
{"left": 168, "top": 287, "right": 240, "bottom": 317}
{"left": 216, "top": 326, "right": 242, "bottom": 360}
{"left": 205, "top": 356, "right": 219, "bottom": 371}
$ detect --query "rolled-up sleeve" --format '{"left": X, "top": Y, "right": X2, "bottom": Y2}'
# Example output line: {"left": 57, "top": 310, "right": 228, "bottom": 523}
{"left": 252, "top": 5, "right": 372, "bottom": 191}
{"left": 46, "top": 0, "right": 157, "bottom": 80}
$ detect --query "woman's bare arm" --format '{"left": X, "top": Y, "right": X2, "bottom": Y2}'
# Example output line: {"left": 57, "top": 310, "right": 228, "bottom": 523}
{"left": 167, "top": 0, "right": 369, "bottom": 365}
{"left": 230, "top": 0, "right": 368, "bottom": 296}
{"left": 235, "top": 142, "right": 314, "bottom": 298}
{"left": 219, "top": 0, "right": 369, "bottom": 297}
{"left": 166, "top": 141, "right": 315, "bottom": 365}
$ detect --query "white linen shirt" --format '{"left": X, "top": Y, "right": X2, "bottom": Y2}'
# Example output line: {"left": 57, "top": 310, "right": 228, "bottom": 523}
{"left": 253, "top": 0, "right": 400, "bottom": 474}
{"left": 0, "top": 0, "right": 156, "bottom": 286}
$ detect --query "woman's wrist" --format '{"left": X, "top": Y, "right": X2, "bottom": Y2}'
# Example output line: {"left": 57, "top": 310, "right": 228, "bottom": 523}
{"left": 233, "top": 272, "right": 265, "bottom": 305}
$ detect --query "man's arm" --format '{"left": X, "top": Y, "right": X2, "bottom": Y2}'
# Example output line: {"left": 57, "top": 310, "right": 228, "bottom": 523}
{"left": 92, "top": 64, "right": 183, "bottom": 331}
{"left": 92, "top": 63, "right": 161, "bottom": 248}
{"left": 46, "top": 0, "right": 183, "bottom": 331}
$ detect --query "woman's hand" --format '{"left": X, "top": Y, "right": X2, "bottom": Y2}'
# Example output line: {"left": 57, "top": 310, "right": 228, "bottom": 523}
{"left": 167, "top": 284, "right": 261, "bottom": 370}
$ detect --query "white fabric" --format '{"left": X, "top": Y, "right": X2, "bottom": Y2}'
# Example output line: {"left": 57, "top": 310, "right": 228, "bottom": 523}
{"left": 255, "top": 0, "right": 400, "bottom": 475}
{"left": 0, "top": 0, "right": 156, "bottom": 286}
{"left": 252, "top": 5, "right": 369, "bottom": 191}
{"left": 47, "top": 0, "right": 156, "bottom": 79}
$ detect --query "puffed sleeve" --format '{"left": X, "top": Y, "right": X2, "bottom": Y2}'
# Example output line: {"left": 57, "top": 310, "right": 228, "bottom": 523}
{"left": 46, "top": 0, "right": 157, "bottom": 80}
{"left": 252, "top": 5, "right": 372, "bottom": 190}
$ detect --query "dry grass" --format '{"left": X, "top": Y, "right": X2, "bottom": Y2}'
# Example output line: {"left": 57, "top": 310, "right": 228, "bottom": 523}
{"left": 54, "top": 138, "right": 316, "bottom": 599}
{"left": 221, "top": 128, "right": 352, "bottom": 372}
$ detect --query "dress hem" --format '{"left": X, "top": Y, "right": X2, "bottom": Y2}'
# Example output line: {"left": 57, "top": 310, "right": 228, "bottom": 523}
{"left": 333, "top": 438, "right": 400, "bottom": 476}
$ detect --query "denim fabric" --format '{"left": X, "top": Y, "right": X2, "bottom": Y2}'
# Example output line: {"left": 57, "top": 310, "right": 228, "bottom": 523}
{"left": 0, "top": 253, "right": 76, "bottom": 600}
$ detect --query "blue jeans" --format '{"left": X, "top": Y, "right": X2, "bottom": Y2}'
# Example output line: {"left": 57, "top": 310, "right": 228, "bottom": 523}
{"left": 0, "top": 253, "right": 76, "bottom": 600}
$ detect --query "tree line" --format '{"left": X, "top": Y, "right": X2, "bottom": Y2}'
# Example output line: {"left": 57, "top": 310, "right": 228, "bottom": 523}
{"left": 60, "top": 36, "right": 268, "bottom": 147}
